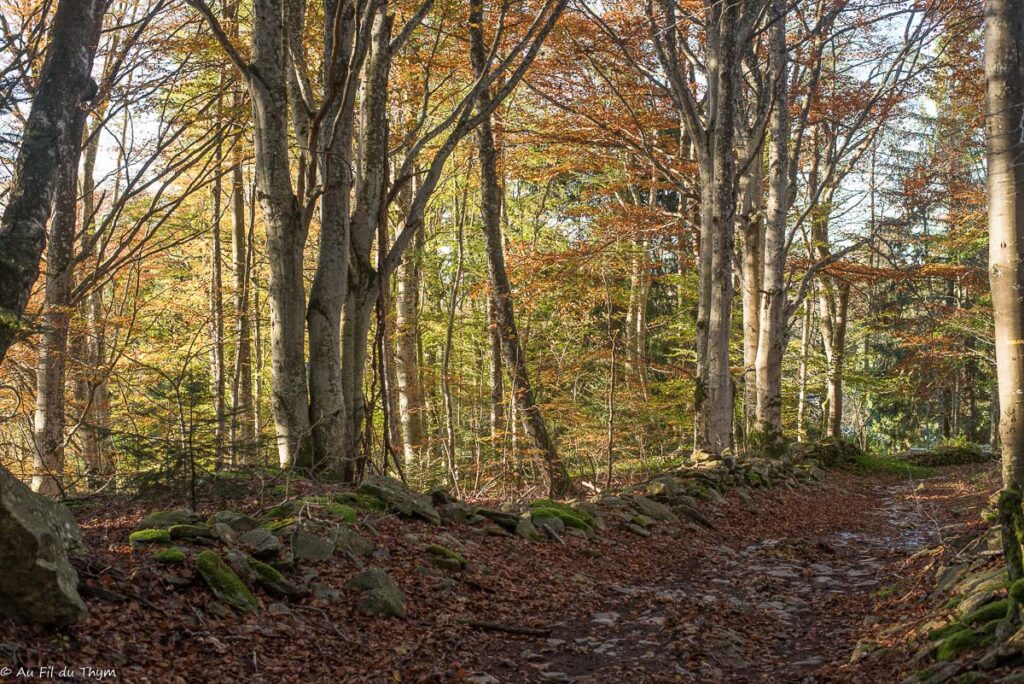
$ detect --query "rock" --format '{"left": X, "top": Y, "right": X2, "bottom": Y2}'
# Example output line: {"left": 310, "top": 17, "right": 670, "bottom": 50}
{"left": 476, "top": 507, "right": 520, "bottom": 531}
{"left": 223, "top": 549, "right": 259, "bottom": 586}
{"left": 168, "top": 524, "right": 213, "bottom": 540}
{"left": 248, "top": 557, "right": 304, "bottom": 597}
{"left": 533, "top": 515, "right": 566, "bottom": 535}
{"left": 267, "top": 602, "right": 292, "bottom": 616}
{"left": 359, "top": 476, "right": 440, "bottom": 524}
{"left": 333, "top": 526, "right": 375, "bottom": 557}
{"left": 428, "top": 487, "right": 456, "bottom": 506}
{"left": 239, "top": 527, "right": 282, "bottom": 560}
{"left": 515, "top": 515, "right": 542, "bottom": 541}
{"left": 311, "top": 582, "right": 341, "bottom": 602}
{"left": 129, "top": 528, "right": 171, "bottom": 545}
{"left": 957, "top": 590, "right": 999, "bottom": 618}
{"left": 322, "top": 503, "right": 357, "bottom": 523}
{"left": 441, "top": 502, "right": 480, "bottom": 525}
{"left": 196, "top": 551, "right": 258, "bottom": 612}
{"left": 627, "top": 523, "right": 651, "bottom": 537}
{"left": 0, "top": 468, "right": 86, "bottom": 626}
{"left": 465, "top": 674, "right": 499, "bottom": 684}
{"left": 207, "top": 511, "right": 259, "bottom": 532}
{"left": 427, "top": 544, "right": 466, "bottom": 572}
{"left": 627, "top": 494, "right": 678, "bottom": 522}
{"left": 591, "top": 611, "right": 620, "bottom": 626}
{"left": 631, "top": 514, "right": 657, "bottom": 528}
{"left": 347, "top": 567, "right": 407, "bottom": 618}
{"left": 571, "top": 502, "right": 607, "bottom": 530}
{"left": 137, "top": 509, "right": 200, "bottom": 530}
{"left": 206, "top": 601, "right": 230, "bottom": 618}
{"left": 152, "top": 547, "right": 187, "bottom": 564}
{"left": 292, "top": 530, "right": 334, "bottom": 564}
{"left": 210, "top": 522, "right": 238, "bottom": 545}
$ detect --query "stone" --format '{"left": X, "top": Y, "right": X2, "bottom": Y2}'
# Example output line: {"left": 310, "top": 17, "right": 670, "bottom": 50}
{"left": 129, "top": 528, "right": 171, "bottom": 544}
{"left": 627, "top": 494, "right": 678, "bottom": 522}
{"left": 571, "top": 502, "right": 607, "bottom": 530}
{"left": 957, "top": 591, "right": 999, "bottom": 618}
{"left": 441, "top": 502, "right": 480, "bottom": 525}
{"left": 533, "top": 515, "right": 566, "bottom": 535}
{"left": 322, "top": 503, "right": 357, "bottom": 523}
{"left": 210, "top": 522, "right": 238, "bottom": 544}
{"left": 428, "top": 487, "right": 456, "bottom": 506}
{"left": 515, "top": 515, "right": 542, "bottom": 541}
{"left": 137, "top": 509, "right": 200, "bottom": 530}
{"left": 359, "top": 476, "right": 440, "bottom": 525}
{"left": 0, "top": 467, "right": 86, "bottom": 625}
{"left": 207, "top": 511, "right": 259, "bottom": 532}
{"left": 223, "top": 549, "right": 259, "bottom": 586}
{"left": 196, "top": 551, "right": 258, "bottom": 612}
{"left": 239, "top": 527, "right": 282, "bottom": 560}
{"left": 333, "top": 526, "right": 375, "bottom": 557}
{"left": 475, "top": 507, "right": 520, "bottom": 532}
{"left": 427, "top": 544, "right": 466, "bottom": 572}
{"left": 347, "top": 567, "right": 407, "bottom": 618}
{"left": 311, "top": 582, "right": 341, "bottom": 602}
{"left": 168, "top": 524, "right": 213, "bottom": 540}
{"left": 267, "top": 602, "right": 292, "bottom": 616}
{"left": 627, "top": 523, "right": 651, "bottom": 538}
{"left": 248, "top": 557, "right": 304, "bottom": 597}
{"left": 152, "top": 547, "right": 187, "bottom": 564}
{"left": 292, "top": 530, "right": 334, "bottom": 564}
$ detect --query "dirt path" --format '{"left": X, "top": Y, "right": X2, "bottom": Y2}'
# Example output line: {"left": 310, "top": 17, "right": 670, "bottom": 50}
{"left": 463, "top": 470, "right": 992, "bottom": 683}
{"left": 0, "top": 467, "right": 995, "bottom": 683}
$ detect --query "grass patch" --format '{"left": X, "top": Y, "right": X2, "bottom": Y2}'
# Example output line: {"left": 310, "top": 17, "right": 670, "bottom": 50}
{"left": 851, "top": 454, "right": 933, "bottom": 479}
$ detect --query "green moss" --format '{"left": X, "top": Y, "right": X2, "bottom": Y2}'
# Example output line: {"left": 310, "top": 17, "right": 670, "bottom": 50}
{"left": 261, "top": 517, "right": 298, "bottom": 533}
{"left": 852, "top": 454, "right": 933, "bottom": 479}
{"left": 963, "top": 598, "right": 1010, "bottom": 625}
{"left": 196, "top": 551, "right": 258, "bottom": 612}
{"left": 935, "top": 629, "right": 991, "bottom": 661}
{"left": 530, "top": 507, "right": 592, "bottom": 531}
{"left": 928, "top": 622, "right": 966, "bottom": 641}
{"left": 261, "top": 502, "right": 298, "bottom": 521}
{"left": 1010, "top": 578, "right": 1024, "bottom": 604}
{"left": 334, "top": 492, "right": 387, "bottom": 511}
{"left": 152, "top": 547, "right": 187, "bottom": 564}
{"left": 168, "top": 524, "right": 213, "bottom": 540}
{"left": 426, "top": 544, "right": 466, "bottom": 571}
{"left": 129, "top": 528, "right": 171, "bottom": 544}
{"left": 956, "top": 673, "right": 990, "bottom": 684}
{"left": 323, "top": 503, "right": 357, "bottom": 523}
{"left": 530, "top": 499, "right": 596, "bottom": 527}
{"left": 247, "top": 557, "right": 286, "bottom": 584}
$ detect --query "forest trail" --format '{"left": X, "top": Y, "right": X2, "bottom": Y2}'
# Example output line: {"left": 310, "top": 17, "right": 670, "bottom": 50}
{"left": 0, "top": 466, "right": 995, "bottom": 683}
{"left": 463, "top": 468, "right": 992, "bottom": 683}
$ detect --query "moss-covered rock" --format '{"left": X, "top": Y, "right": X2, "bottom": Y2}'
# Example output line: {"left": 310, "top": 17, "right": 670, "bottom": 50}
{"left": 963, "top": 598, "right": 1010, "bottom": 625}
{"left": 292, "top": 530, "right": 334, "bottom": 564}
{"left": 530, "top": 506, "right": 592, "bottom": 532}
{"left": 152, "top": 547, "right": 187, "bottom": 564}
{"left": 168, "top": 524, "right": 213, "bottom": 540}
{"left": 800, "top": 437, "right": 863, "bottom": 468}
{"left": 347, "top": 567, "right": 407, "bottom": 618}
{"left": 333, "top": 526, "right": 375, "bottom": 557}
{"left": 246, "top": 557, "right": 302, "bottom": 597}
{"left": 426, "top": 544, "right": 466, "bottom": 572}
{"left": 261, "top": 502, "right": 299, "bottom": 521}
{"left": 137, "top": 509, "right": 200, "bottom": 530}
{"left": 928, "top": 621, "right": 967, "bottom": 641}
{"left": 359, "top": 476, "right": 441, "bottom": 524}
{"left": 129, "top": 528, "right": 171, "bottom": 545}
{"left": 207, "top": 511, "right": 259, "bottom": 532}
{"left": 239, "top": 527, "right": 282, "bottom": 559}
{"left": 196, "top": 551, "right": 258, "bottom": 612}
{"left": 1009, "top": 578, "right": 1024, "bottom": 604}
{"left": 334, "top": 492, "right": 388, "bottom": 511}
{"left": 935, "top": 628, "right": 993, "bottom": 662}
{"left": 899, "top": 444, "right": 996, "bottom": 467}
{"left": 323, "top": 503, "right": 357, "bottom": 523}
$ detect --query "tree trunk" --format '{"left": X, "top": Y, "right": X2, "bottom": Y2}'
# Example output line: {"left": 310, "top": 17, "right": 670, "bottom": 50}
{"left": 487, "top": 295, "right": 505, "bottom": 446}
{"left": 0, "top": 0, "right": 105, "bottom": 362}
{"left": 249, "top": 0, "right": 312, "bottom": 469}
{"left": 395, "top": 196, "right": 428, "bottom": 468}
{"left": 797, "top": 298, "right": 813, "bottom": 441}
{"left": 32, "top": 109, "right": 88, "bottom": 496}
{"left": 754, "top": 0, "right": 789, "bottom": 451}
{"left": 739, "top": 148, "right": 763, "bottom": 441}
{"left": 470, "top": 0, "right": 571, "bottom": 495}
{"left": 986, "top": 0, "right": 1024, "bottom": 488}
{"left": 822, "top": 280, "right": 850, "bottom": 439}
{"left": 209, "top": 138, "right": 227, "bottom": 470}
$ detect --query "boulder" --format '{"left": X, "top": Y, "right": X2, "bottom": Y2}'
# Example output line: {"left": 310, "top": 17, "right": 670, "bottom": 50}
{"left": 0, "top": 467, "right": 86, "bottom": 625}
{"left": 333, "top": 526, "right": 375, "bottom": 557}
{"left": 239, "top": 527, "right": 282, "bottom": 560}
{"left": 627, "top": 494, "right": 678, "bottom": 522}
{"left": 207, "top": 511, "right": 259, "bottom": 532}
{"left": 359, "top": 476, "right": 441, "bottom": 524}
{"left": 137, "top": 509, "right": 200, "bottom": 530}
{"left": 292, "top": 530, "right": 334, "bottom": 564}
{"left": 515, "top": 515, "right": 542, "bottom": 541}
{"left": 168, "top": 524, "right": 213, "bottom": 540}
{"left": 426, "top": 544, "right": 466, "bottom": 572}
{"left": 196, "top": 551, "right": 258, "bottom": 612}
{"left": 347, "top": 567, "right": 407, "bottom": 618}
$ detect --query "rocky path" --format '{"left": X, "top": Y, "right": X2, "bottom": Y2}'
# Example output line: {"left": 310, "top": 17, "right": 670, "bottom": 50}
{"left": 467, "top": 473, "right": 977, "bottom": 683}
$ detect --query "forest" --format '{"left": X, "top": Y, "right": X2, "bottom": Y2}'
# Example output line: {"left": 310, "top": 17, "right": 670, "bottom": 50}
{"left": 0, "top": 0, "right": 1022, "bottom": 681}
